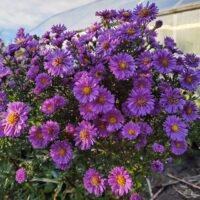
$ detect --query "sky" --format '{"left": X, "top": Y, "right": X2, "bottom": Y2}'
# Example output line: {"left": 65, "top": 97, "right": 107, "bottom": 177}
{"left": 0, "top": 0, "right": 95, "bottom": 43}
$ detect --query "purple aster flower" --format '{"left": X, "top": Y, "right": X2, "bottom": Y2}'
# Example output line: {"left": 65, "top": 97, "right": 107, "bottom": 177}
{"left": 109, "top": 53, "right": 135, "bottom": 80}
{"left": 153, "top": 50, "right": 176, "bottom": 74}
{"left": 117, "top": 23, "right": 140, "bottom": 41}
{"left": 95, "top": 119, "right": 111, "bottom": 138}
{"left": 51, "top": 24, "right": 66, "bottom": 34}
{"left": 93, "top": 87, "right": 114, "bottom": 113}
{"left": 41, "top": 98, "right": 56, "bottom": 115}
{"left": 164, "top": 36, "right": 176, "bottom": 51}
{"left": 180, "top": 69, "right": 200, "bottom": 91}
{"left": 127, "top": 89, "right": 155, "bottom": 116}
{"left": 182, "top": 101, "right": 199, "bottom": 122}
{"left": 96, "top": 9, "right": 117, "bottom": 21}
{"left": 130, "top": 193, "right": 142, "bottom": 200}
{"left": 50, "top": 140, "right": 73, "bottom": 164}
{"left": 118, "top": 9, "right": 133, "bottom": 21}
{"left": 79, "top": 102, "right": 98, "bottom": 120}
{"left": 53, "top": 95, "right": 67, "bottom": 109}
{"left": 163, "top": 116, "right": 188, "bottom": 141}
{"left": 83, "top": 168, "right": 107, "bottom": 196}
{"left": 42, "top": 120, "right": 60, "bottom": 141}
{"left": 151, "top": 160, "right": 164, "bottom": 173}
{"left": 159, "top": 82, "right": 170, "bottom": 91}
{"left": 185, "top": 53, "right": 200, "bottom": 68}
{"left": 121, "top": 122, "right": 140, "bottom": 140}
{"left": 102, "top": 109, "right": 124, "bottom": 132}
{"left": 0, "top": 90, "right": 6, "bottom": 112}
{"left": 171, "top": 140, "right": 187, "bottom": 155}
{"left": 96, "top": 32, "right": 118, "bottom": 57}
{"left": 15, "top": 168, "right": 27, "bottom": 184}
{"left": 133, "top": 2, "right": 158, "bottom": 23}
{"left": 136, "top": 51, "right": 153, "bottom": 71}
{"left": 35, "top": 73, "right": 52, "bottom": 89}
{"left": 29, "top": 126, "right": 48, "bottom": 149}
{"left": 26, "top": 65, "right": 39, "bottom": 80}
{"left": 65, "top": 123, "right": 75, "bottom": 135}
{"left": 89, "top": 64, "right": 105, "bottom": 82}
{"left": 152, "top": 143, "right": 165, "bottom": 154}
{"left": 133, "top": 77, "right": 152, "bottom": 90}
{"left": 138, "top": 122, "right": 153, "bottom": 136}
{"left": 160, "top": 87, "right": 185, "bottom": 113}
{"left": 1, "top": 102, "right": 30, "bottom": 137}
{"left": 0, "top": 65, "right": 12, "bottom": 80}
{"left": 108, "top": 166, "right": 133, "bottom": 197}
{"left": 44, "top": 49, "right": 73, "bottom": 77}
{"left": 75, "top": 121, "right": 97, "bottom": 150}
{"left": 73, "top": 74, "right": 99, "bottom": 103}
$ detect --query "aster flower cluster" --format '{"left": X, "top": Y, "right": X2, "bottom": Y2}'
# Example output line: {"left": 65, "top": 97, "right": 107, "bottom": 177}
{"left": 0, "top": 2, "right": 199, "bottom": 199}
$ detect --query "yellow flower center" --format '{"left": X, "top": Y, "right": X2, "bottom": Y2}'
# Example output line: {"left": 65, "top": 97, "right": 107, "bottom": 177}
{"left": 91, "top": 176, "right": 100, "bottom": 186}
{"left": 16, "top": 38, "right": 25, "bottom": 45}
{"left": 109, "top": 117, "right": 117, "bottom": 124}
{"left": 41, "top": 78, "right": 48, "bottom": 84}
{"left": 160, "top": 58, "right": 169, "bottom": 67}
{"left": 97, "top": 96, "right": 105, "bottom": 104}
{"left": 123, "top": 11, "right": 130, "bottom": 18}
{"left": 58, "top": 148, "right": 66, "bottom": 157}
{"left": 52, "top": 57, "right": 64, "bottom": 68}
{"left": 80, "top": 130, "right": 89, "bottom": 141}
{"left": 186, "top": 75, "right": 193, "bottom": 83}
{"left": 139, "top": 8, "right": 150, "bottom": 18}
{"left": 82, "top": 86, "right": 92, "bottom": 95}
{"left": 95, "top": 71, "right": 102, "bottom": 78}
{"left": 136, "top": 97, "right": 146, "bottom": 107}
{"left": 36, "top": 132, "right": 43, "bottom": 139}
{"left": 186, "top": 107, "right": 193, "bottom": 115}
{"left": 116, "top": 175, "right": 126, "bottom": 186}
{"left": 176, "top": 142, "right": 182, "bottom": 148}
{"left": 47, "top": 105, "right": 53, "bottom": 111}
{"left": 101, "top": 42, "right": 109, "bottom": 50}
{"left": 128, "top": 129, "right": 135, "bottom": 135}
{"left": 171, "top": 124, "right": 179, "bottom": 132}
{"left": 143, "top": 57, "right": 151, "bottom": 65}
{"left": 119, "top": 62, "right": 127, "bottom": 70}
{"left": 126, "top": 28, "right": 135, "bottom": 35}
{"left": 6, "top": 112, "right": 19, "bottom": 125}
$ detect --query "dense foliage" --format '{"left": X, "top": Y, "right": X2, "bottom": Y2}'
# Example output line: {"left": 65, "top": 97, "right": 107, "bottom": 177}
{"left": 0, "top": 2, "right": 199, "bottom": 199}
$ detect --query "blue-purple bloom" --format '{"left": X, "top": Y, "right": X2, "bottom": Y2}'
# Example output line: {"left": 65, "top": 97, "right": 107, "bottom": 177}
{"left": 35, "top": 73, "right": 52, "bottom": 89}
{"left": 102, "top": 109, "right": 124, "bottom": 132}
{"left": 44, "top": 49, "right": 73, "bottom": 77}
{"left": 153, "top": 50, "right": 176, "bottom": 74}
{"left": 160, "top": 87, "right": 185, "bottom": 113}
{"left": 50, "top": 140, "right": 73, "bottom": 165}
{"left": 29, "top": 126, "right": 48, "bottom": 149}
{"left": 41, "top": 98, "right": 56, "bottom": 115}
{"left": 171, "top": 139, "right": 187, "bottom": 155}
{"left": 151, "top": 160, "right": 164, "bottom": 173}
{"left": 42, "top": 120, "right": 60, "bottom": 141}
{"left": 182, "top": 101, "right": 199, "bottom": 122}
{"left": 127, "top": 89, "right": 155, "bottom": 116}
{"left": 53, "top": 95, "right": 67, "bottom": 109}
{"left": 121, "top": 122, "right": 140, "bottom": 140}
{"left": 109, "top": 53, "right": 135, "bottom": 80}
{"left": 152, "top": 143, "right": 165, "bottom": 154}
{"left": 163, "top": 116, "right": 188, "bottom": 141}
{"left": 0, "top": 90, "right": 6, "bottom": 111}
{"left": 185, "top": 53, "right": 200, "bottom": 68}
{"left": 73, "top": 74, "right": 99, "bottom": 103}
{"left": 130, "top": 193, "right": 142, "bottom": 200}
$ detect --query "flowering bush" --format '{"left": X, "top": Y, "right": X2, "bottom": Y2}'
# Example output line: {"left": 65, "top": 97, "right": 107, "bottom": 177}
{"left": 0, "top": 2, "right": 200, "bottom": 199}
